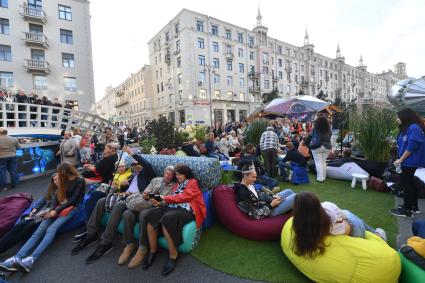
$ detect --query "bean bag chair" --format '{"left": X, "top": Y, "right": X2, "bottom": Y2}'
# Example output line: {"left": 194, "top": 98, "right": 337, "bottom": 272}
{"left": 58, "top": 191, "right": 96, "bottom": 233}
{"left": 326, "top": 160, "right": 369, "bottom": 181}
{"left": 213, "top": 185, "right": 291, "bottom": 241}
{"left": 0, "top": 193, "right": 32, "bottom": 237}
{"left": 101, "top": 213, "right": 199, "bottom": 254}
{"left": 291, "top": 163, "right": 309, "bottom": 185}
{"left": 281, "top": 218, "right": 401, "bottom": 283}
{"left": 412, "top": 220, "right": 425, "bottom": 238}
{"left": 399, "top": 251, "right": 425, "bottom": 283}
{"left": 202, "top": 189, "right": 215, "bottom": 229}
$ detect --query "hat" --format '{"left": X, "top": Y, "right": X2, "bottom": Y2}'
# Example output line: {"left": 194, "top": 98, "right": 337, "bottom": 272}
{"left": 407, "top": 236, "right": 425, "bottom": 258}
{"left": 116, "top": 160, "right": 127, "bottom": 168}
{"left": 266, "top": 126, "right": 274, "bottom": 131}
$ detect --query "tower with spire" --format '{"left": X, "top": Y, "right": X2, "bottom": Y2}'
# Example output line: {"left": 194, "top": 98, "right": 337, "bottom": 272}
{"left": 336, "top": 43, "right": 345, "bottom": 63}
{"left": 304, "top": 29, "right": 309, "bottom": 46}
{"left": 302, "top": 28, "right": 314, "bottom": 53}
{"left": 357, "top": 55, "right": 367, "bottom": 71}
{"left": 253, "top": 5, "right": 268, "bottom": 46}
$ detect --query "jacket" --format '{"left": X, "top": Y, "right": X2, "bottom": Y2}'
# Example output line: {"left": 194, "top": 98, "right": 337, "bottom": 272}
{"left": 93, "top": 154, "right": 118, "bottom": 183}
{"left": 234, "top": 183, "right": 274, "bottom": 210}
{"left": 60, "top": 138, "right": 78, "bottom": 165}
{"left": 397, "top": 123, "right": 425, "bottom": 168}
{"left": 164, "top": 179, "right": 206, "bottom": 228}
{"left": 52, "top": 177, "right": 85, "bottom": 213}
{"left": 130, "top": 154, "right": 156, "bottom": 191}
{"left": 237, "top": 154, "right": 266, "bottom": 176}
{"left": 282, "top": 149, "right": 307, "bottom": 166}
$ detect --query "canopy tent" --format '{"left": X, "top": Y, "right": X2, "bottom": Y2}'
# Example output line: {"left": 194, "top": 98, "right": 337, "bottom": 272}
{"left": 264, "top": 95, "right": 330, "bottom": 115}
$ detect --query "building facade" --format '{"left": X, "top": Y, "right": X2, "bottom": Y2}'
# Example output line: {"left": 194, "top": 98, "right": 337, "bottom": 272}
{"left": 0, "top": 0, "right": 95, "bottom": 111}
{"left": 96, "top": 65, "right": 153, "bottom": 127}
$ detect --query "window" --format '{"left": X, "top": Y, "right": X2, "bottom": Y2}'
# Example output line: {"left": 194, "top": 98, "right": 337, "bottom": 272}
{"left": 175, "top": 23, "right": 179, "bottom": 34}
{"left": 278, "top": 45, "right": 282, "bottom": 55}
{"left": 30, "top": 49, "right": 44, "bottom": 61}
{"left": 212, "top": 25, "right": 218, "bottom": 36}
{"left": 196, "top": 20, "right": 204, "bottom": 32}
{"left": 175, "top": 40, "right": 180, "bottom": 52}
{"left": 227, "top": 91, "right": 233, "bottom": 99}
{"left": 60, "top": 29, "right": 73, "bottom": 44}
{"left": 178, "top": 73, "right": 182, "bottom": 84}
{"left": 58, "top": 5, "right": 72, "bottom": 21}
{"left": 237, "top": 32, "right": 243, "bottom": 43}
{"left": 225, "top": 45, "right": 232, "bottom": 54}
{"left": 64, "top": 76, "right": 77, "bottom": 92}
{"left": 0, "top": 0, "right": 8, "bottom": 8}
{"left": 33, "top": 75, "right": 47, "bottom": 90}
{"left": 248, "top": 36, "right": 254, "bottom": 47}
{"left": 199, "top": 89, "right": 207, "bottom": 99}
{"left": 279, "top": 71, "right": 283, "bottom": 79}
{"left": 227, "top": 76, "right": 233, "bottom": 86}
{"left": 198, "top": 55, "right": 205, "bottom": 66}
{"left": 213, "top": 58, "right": 219, "bottom": 68}
{"left": 264, "top": 80, "right": 270, "bottom": 89}
{"left": 199, "top": 71, "right": 205, "bottom": 83}
{"left": 28, "top": 0, "right": 42, "bottom": 9}
{"left": 239, "top": 93, "right": 245, "bottom": 101}
{"left": 262, "top": 52, "right": 269, "bottom": 64}
{"left": 0, "top": 71, "right": 13, "bottom": 88}
{"left": 29, "top": 23, "right": 43, "bottom": 34}
{"left": 212, "top": 41, "right": 219, "bottom": 52}
{"left": 176, "top": 57, "right": 181, "bottom": 68}
{"left": 238, "top": 48, "right": 244, "bottom": 58}
{"left": 0, "top": 45, "right": 11, "bottom": 61}
{"left": 225, "top": 29, "right": 231, "bottom": 39}
{"left": 197, "top": 38, "right": 204, "bottom": 49}
{"left": 214, "top": 90, "right": 220, "bottom": 99}
{"left": 239, "top": 63, "right": 244, "bottom": 73}
{"left": 213, "top": 74, "right": 220, "bottom": 84}
{"left": 239, "top": 78, "right": 244, "bottom": 88}
{"left": 165, "top": 32, "right": 169, "bottom": 42}
{"left": 226, "top": 61, "right": 232, "bottom": 71}
{"left": 278, "top": 59, "right": 282, "bottom": 67}
{"left": 262, "top": 66, "right": 268, "bottom": 74}
{"left": 0, "top": 18, "right": 9, "bottom": 34}
{"left": 249, "top": 65, "right": 255, "bottom": 74}
{"left": 62, "top": 53, "right": 74, "bottom": 68}
{"left": 249, "top": 51, "right": 254, "bottom": 60}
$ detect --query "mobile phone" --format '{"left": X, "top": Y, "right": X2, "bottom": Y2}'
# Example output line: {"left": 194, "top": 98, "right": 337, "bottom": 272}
{"left": 149, "top": 193, "right": 162, "bottom": 202}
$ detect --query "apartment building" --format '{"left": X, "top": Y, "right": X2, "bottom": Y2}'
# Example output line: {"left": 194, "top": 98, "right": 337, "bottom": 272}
{"left": 0, "top": 0, "right": 95, "bottom": 111}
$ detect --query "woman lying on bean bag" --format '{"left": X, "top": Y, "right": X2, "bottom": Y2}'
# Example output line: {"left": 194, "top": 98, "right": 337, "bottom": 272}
{"left": 234, "top": 164, "right": 296, "bottom": 219}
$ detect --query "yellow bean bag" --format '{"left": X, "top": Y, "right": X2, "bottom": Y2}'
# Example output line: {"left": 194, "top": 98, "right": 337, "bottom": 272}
{"left": 281, "top": 218, "right": 401, "bottom": 283}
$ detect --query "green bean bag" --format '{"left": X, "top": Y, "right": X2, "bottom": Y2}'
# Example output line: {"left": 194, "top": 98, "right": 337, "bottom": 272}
{"left": 398, "top": 252, "right": 425, "bottom": 283}
{"left": 281, "top": 218, "right": 401, "bottom": 283}
{"left": 101, "top": 213, "right": 199, "bottom": 253}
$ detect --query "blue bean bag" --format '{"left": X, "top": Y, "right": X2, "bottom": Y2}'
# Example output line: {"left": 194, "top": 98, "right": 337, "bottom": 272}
{"left": 58, "top": 190, "right": 96, "bottom": 233}
{"left": 291, "top": 162, "right": 309, "bottom": 185}
{"left": 202, "top": 189, "right": 215, "bottom": 229}
{"left": 412, "top": 220, "right": 425, "bottom": 238}
{"left": 101, "top": 213, "right": 199, "bottom": 253}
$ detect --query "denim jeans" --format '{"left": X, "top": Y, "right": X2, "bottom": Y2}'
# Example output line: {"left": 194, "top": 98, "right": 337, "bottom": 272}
{"left": 0, "top": 156, "right": 19, "bottom": 188}
{"left": 256, "top": 174, "right": 278, "bottom": 188}
{"left": 16, "top": 209, "right": 77, "bottom": 261}
{"left": 343, "top": 210, "right": 374, "bottom": 238}
{"left": 311, "top": 146, "right": 331, "bottom": 181}
{"left": 270, "top": 189, "right": 296, "bottom": 216}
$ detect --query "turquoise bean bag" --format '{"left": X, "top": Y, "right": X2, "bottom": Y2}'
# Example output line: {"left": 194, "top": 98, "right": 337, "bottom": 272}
{"left": 399, "top": 252, "right": 425, "bottom": 283}
{"left": 101, "top": 212, "right": 199, "bottom": 253}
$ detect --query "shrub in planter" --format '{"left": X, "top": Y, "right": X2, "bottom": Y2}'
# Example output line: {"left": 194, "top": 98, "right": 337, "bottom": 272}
{"left": 139, "top": 137, "right": 157, "bottom": 154}
{"left": 145, "top": 117, "right": 176, "bottom": 151}
{"left": 244, "top": 119, "right": 267, "bottom": 146}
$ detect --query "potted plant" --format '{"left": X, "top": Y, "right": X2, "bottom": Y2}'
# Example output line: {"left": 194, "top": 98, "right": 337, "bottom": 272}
{"left": 349, "top": 106, "right": 397, "bottom": 177}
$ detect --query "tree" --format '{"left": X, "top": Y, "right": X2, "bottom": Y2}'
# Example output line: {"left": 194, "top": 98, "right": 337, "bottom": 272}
{"left": 316, "top": 90, "right": 327, "bottom": 100}
{"left": 145, "top": 116, "right": 178, "bottom": 151}
{"left": 262, "top": 88, "right": 279, "bottom": 104}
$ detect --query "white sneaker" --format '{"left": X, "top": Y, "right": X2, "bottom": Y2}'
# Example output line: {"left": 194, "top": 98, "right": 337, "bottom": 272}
{"left": 375, "top": 228, "right": 387, "bottom": 242}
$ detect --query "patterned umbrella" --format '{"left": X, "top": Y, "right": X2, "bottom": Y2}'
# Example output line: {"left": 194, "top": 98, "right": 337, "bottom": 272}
{"left": 264, "top": 95, "right": 330, "bottom": 115}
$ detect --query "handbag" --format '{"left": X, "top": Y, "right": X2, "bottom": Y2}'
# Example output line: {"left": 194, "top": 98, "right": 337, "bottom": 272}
{"left": 58, "top": 206, "right": 75, "bottom": 217}
{"left": 309, "top": 130, "right": 321, "bottom": 150}
{"left": 96, "top": 183, "right": 116, "bottom": 195}
{"left": 105, "top": 193, "right": 127, "bottom": 212}
{"left": 298, "top": 142, "right": 311, "bottom": 158}
{"left": 237, "top": 201, "right": 271, "bottom": 219}
{"left": 125, "top": 193, "right": 152, "bottom": 212}
{"left": 368, "top": 176, "right": 389, "bottom": 192}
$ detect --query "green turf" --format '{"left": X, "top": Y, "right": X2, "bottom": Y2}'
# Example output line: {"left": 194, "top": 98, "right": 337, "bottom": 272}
{"left": 192, "top": 174, "right": 398, "bottom": 283}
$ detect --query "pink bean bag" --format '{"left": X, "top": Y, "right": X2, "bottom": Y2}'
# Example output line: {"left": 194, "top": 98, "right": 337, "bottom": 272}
{"left": 213, "top": 185, "right": 291, "bottom": 241}
{"left": 0, "top": 193, "right": 32, "bottom": 237}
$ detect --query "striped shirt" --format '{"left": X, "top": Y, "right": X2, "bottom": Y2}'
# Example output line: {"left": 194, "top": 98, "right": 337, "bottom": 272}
{"left": 260, "top": 130, "right": 279, "bottom": 151}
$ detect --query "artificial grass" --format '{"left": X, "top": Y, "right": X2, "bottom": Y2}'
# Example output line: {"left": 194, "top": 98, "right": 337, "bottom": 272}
{"left": 192, "top": 174, "right": 398, "bottom": 283}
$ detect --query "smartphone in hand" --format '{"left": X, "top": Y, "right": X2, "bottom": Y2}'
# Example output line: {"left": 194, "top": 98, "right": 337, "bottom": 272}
{"left": 149, "top": 193, "right": 162, "bottom": 202}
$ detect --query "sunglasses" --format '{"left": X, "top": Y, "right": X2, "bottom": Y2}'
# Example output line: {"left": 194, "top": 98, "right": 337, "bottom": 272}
{"left": 131, "top": 163, "right": 140, "bottom": 166}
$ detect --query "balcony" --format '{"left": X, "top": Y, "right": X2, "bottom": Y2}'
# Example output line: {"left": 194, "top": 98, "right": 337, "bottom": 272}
{"left": 249, "top": 72, "right": 260, "bottom": 79}
{"left": 285, "top": 67, "right": 292, "bottom": 73}
{"left": 224, "top": 52, "right": 234, "bottom": 61}
{"left": 20, "top": 5, "right": 47, "bottom": 23}
{"left": 272, "top": 76, "right": 278, "bottom": 82}
{"left": 301, "top": 81, "right": 309, "bottom": 87}
{"left": 24, "top": 59, "right": 50, "bottom": 73}
{"left": 22, "top": 32, "right": 48, "bottom": 48}
{"left": 249, "top": 86, "right": 261, "bottom": 93}
{"left": 115, "top": 100, "right": 129, "bottom": 108}
{"left": 165, "top": 53, "right": 171, "bottom": 65}
{"left": 115, "top": 90, "right": 124, "bottom": 97}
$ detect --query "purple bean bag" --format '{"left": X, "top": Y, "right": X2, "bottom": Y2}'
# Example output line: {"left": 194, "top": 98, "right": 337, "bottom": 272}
{"left": 213, "top": 185, "right": 291, "bottom": 241}
{"left": 0, "top": 193, "right": 32, "bottom": 237}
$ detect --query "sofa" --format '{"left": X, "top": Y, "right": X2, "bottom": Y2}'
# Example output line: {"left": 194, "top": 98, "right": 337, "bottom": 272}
{"left": 101, "top": 154, "right": 222, "bottom": 253}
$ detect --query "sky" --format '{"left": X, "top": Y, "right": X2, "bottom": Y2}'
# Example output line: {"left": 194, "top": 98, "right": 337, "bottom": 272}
{"left": 90, "top": 0, "right": 425, "bottom": 102}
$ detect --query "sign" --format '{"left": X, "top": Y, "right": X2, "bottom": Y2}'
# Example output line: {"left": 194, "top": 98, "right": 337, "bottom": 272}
{"left": 193, "top": 100, "right": 210, "bottom": 106}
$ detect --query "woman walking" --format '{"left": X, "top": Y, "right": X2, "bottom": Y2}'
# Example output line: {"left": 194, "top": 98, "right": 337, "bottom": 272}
{"left": 309, "top": 116, "right": 332, "bottom": 182}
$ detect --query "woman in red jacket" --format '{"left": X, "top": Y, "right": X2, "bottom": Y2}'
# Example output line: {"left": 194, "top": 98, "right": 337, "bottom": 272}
{"left": 140, "top": 164, "right": 206, "bottom": 276}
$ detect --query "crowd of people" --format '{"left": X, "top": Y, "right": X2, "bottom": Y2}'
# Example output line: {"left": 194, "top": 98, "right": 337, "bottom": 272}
{"left": 0, "top": 106, "right": 424, "bottom": 279}
{"left": 0, "top": 89, "right": 70, "bottom": 109}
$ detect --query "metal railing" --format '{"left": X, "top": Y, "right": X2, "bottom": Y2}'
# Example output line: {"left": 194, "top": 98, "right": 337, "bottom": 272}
{"left": 0, "top": 101, "right": 118, "bottom": 136}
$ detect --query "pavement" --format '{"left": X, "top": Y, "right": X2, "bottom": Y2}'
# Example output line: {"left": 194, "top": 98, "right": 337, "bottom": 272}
{"left": 394, "top": 196, "right": 425, "bottom": 248}
{"left": 0, "top": 176, "right": 259, "bottom": 283}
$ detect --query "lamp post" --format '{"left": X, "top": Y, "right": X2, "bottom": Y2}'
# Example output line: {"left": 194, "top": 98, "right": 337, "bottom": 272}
{"left": 203, "top": 64, "right": 214, "bottom": 128}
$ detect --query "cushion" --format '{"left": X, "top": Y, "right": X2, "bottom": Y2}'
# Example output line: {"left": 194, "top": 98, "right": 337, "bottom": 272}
{"left": 59, "top": 191, "right": 95, "bottom": 233}
{"left": 101, "top": 213, "right": 198, "bottom": 253}
{"left": 281, "top": 218, "right": 401, "bottom": 283}
{"left": 140, "top": 154, "right": 221, "bottom": 189}
{"left": 0, "top": 193, "right": 32, "bottom": 237}
{"left": 202, "top": 190, "right": 215, "bottom": 229}
{"left": 213, "top": 185, "right": 291, "bottom": 241}
{"left": 291, "top": 163, "right": 309, "bottom": 185}
{"left": 326, "top": 161, "right": 369, "bottom": 181}
{"left": 399, "top": 251, "right": 425, "bottom": 283}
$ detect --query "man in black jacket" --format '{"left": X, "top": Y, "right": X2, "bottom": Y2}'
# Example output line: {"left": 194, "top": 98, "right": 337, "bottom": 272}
{"left": 278, "top": 142, "right": 307, "bottom": 182}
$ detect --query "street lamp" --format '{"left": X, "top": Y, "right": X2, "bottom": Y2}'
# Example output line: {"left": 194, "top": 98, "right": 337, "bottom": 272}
{"left": 202, "top": 64, "right": 215, "bottom": 128}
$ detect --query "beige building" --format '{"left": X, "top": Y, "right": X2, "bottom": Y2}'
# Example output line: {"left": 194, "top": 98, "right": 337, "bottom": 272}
{"left": 96, "top": 65, "right": 153, "bottom": 127}
{"left": 0, "top": 0, "right": 95, "bottom": 111}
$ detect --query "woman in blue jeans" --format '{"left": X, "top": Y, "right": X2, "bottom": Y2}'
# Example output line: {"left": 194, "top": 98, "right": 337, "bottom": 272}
{"left": 234, "top": 164, "right": 296, "bottom": 219}
{"left": 0, "top": 162, "right": 85, "bottom": 273}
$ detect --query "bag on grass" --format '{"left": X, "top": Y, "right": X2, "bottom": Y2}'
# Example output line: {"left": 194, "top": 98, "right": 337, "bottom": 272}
{"left": 368, "top": 176, "right": 389, "bottom": 192}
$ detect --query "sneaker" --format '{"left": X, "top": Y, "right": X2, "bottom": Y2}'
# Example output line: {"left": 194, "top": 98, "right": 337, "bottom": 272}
{"left": 375, "top": 228, "right": 387, "bottom": 242}
{"left": 71, "top": 235, "right": 97, "bottom": 255}
{"left": 396, "top": 204, "right": 421, "bottom": 214}
{"left": 0, "top": 187, "right": 7, "bottom": 192}
{"left": 389, "top": 207, "right": 413, "bottom": 218}
{"left": 73, "top": 231, "right": 87, "bottom": 243}
{"left": 86, "top": 244, "right": 113, "bottom": 264}
{"left": 0, "top": 257, "right": 19, "bottom": 272}
{"left": 14, "top": 257, "right": 33, "bottom": 273}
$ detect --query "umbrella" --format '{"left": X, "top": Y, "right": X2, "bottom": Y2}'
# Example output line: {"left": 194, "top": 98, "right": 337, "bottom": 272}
{"left": 264, "top": 95, "right": 330, "bottom": 115}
